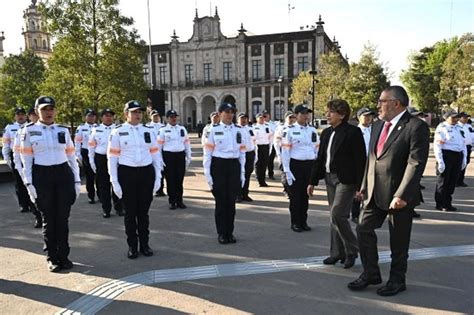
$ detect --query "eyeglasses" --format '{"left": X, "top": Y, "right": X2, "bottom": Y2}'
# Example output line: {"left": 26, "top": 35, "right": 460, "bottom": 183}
{"left": 377, "top": 99, "right": 397, "bottom": 104}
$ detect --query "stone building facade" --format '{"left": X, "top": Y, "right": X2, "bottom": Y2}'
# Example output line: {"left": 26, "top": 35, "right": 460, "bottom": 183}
{"left": 145, "top": 8, "right": 343, "bottom": 129}
{"left": 22, "top": 0, "right": 52, "bottom": 62}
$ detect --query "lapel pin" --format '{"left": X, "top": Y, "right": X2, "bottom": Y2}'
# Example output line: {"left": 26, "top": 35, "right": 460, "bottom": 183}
{"left": 397, "top": 126, "right": 402, "bottom": 131}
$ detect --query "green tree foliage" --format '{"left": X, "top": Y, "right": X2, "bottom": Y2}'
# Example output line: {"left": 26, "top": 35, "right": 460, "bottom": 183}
{"left": 289, "top": 71, "right": 312, "bottom": 109}
{"left": 343, "top": 44, "right": 390, "bottom": 114}
{"left": 0, "top": 50, "right": 45, "bottom": 110}
{"left": 40, "top": 0, "right": 147, "bottom": 127}
{"left": 439, "top": 33, "right": 474, "bottom": 112}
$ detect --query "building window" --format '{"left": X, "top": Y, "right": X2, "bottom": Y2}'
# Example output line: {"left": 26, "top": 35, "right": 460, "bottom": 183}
{"left": 273, "top": 100, "right": 284, "bottom": 121}
{"left": 223, "top": 62, "right": 232, "bottom": 82}
{"left": 184, "top": 64, "right": 193, "bottom": 83}
{"left": 252, "top": 87, "right": 262, "bottom": 98}
{"left": 204, "top": 63, "right": 212, "bottom": 83}
{"left": 297, "top": 56, "right": 308, "bottom": 73}
{"left": 252, "top": 60, "right": 262, "bottom": 81}
{"left": 251, "top": 45, "right": 262, "bottom": 56}
{"left": 158, "top": 53, "right": 167, "bottom": 63}
{"left": 274, "top": 58, "right": 284, "bottom": 77}
{"left": 297, "top": 41, "right": 308, "bottom": 53}
{"left": 159, "top": 66, "right": 167, "bottom": 85}
{"left": 43, "top": 39, "right": 47, "bottom": 49}
{"left": 252, "top": 100, "right": 262, "bottom": 118}
{"left": 33, "top": 39, "right": 37, "bottom": 48}
{"left": 274, "top": 43, "right": 284, "bottom": 55}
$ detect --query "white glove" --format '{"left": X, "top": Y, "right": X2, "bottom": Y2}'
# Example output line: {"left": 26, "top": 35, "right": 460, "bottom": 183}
{"left": 206, "top": 176, "right": 213, "bottom": 190}
{"left": 286, "top": 171, "right": 296, "bottom": 186}
{"left": 112, "top": 181, "right": 123, "bottom": 199}
{"left": 153, "top": 179, "right": 161, "bottom": 196}
{"left": 186, "top": 156, "right": 191, "bottom": 167}
{"left": 437, "top": 161, "right": 445, "bottom": 174}
{"left": 75, "top": 183, "right": 81, "bottom": 201}
{"left": 240, "top": 172, "right": 245, "bottom": 188}
{"left": 26, "top": 184, "right": 37, "bottom": 203}
{"left": 160, "top": 160, "right": 166, "bottom": 171}
{"left": 90, "top": 162, "right": 97, "bottom": 173}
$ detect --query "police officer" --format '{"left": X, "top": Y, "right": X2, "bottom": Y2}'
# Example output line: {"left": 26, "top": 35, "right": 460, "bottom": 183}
{"left": 201, "top": 112, "right": 220, "bottom": 146}
{"left": 274, "top": 111, "right": 296, "bottom": 198}
{"left": 203, "top": 103, "right": 246, "bottom": 244}
{"left": 147, "top": 110, "right": 166, "bottom": 197}
{"left": 12, "top": 108, "right": 43, "bottom": 227}
{"left": 157, "top": 110, "right": 192, "bottom": 209}
{"left": 108, "top": 100, "right": 162, "bottom": 259}
{"left": 75, "top": 109, "right": 97, "bottom": 204}
{"left": 281, "top": 104, "right": 319, "bottom": 232}
{"left": 20, "top": 96, "right": 81, "bottom": 272}
{"left": 434, "top": 109, "right": 467, "bottom": 211}
{"left": 253, "top": 113, "right": 273, "bottom": 187}
{"left": 263, "top": 110, "right": 278, "bottom": 180}
{"left": 88, "top": 108, "right": 123, "bottom": 218}
{"left": 457, "top": 112, "right": 472, "bottom": 187}
{"left": 237, "top": 112, "right": 257, "bottom": 202}
{"left": 2, "top": 107, "right": 30, "bottom": 213}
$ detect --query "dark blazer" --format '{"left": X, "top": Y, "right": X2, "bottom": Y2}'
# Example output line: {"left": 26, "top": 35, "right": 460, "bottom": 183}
{"left": 361, "top": 111, "right": 430, "bottom": 210}
{"left": 310, "top": 121, "right": 366, "bottom": 189}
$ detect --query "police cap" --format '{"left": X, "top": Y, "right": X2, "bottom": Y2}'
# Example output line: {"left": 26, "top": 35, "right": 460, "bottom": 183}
{"left": 14, "top": 107, "right": 26, "bottom": 114}
{"left": 101, "top": 108, "right": 115, "bottom": 116}
{"left": 124, "top": 100, "right": 145, "bottom": 112}
{"left": 356, "top": 107, "right": 376, "bottom": 118}
{"left": 27, "top": 107, "right": 36, "bottom": 116}
{"left": 35, "top": 96, "right": 55, "bottom": 110}
{"left": 84, "top": 108, "right": 97, "bottom": 116}
{"left": 443, "top": 109, "right": 460, "bottom": 119}
{"left": 237, "top": 112, "right": 248, "bottom": 119}
{"left": 294, "top": 104, "right": 312, "bottom": 114}
{"left": 150, "top": 109, "right": 160, "bottom": 117}
{"left": 284, "top": 111, "right": 295, "bottom": 119}
{"left": 166, "top": 109, "right": 179, "bottom": 118}
{"left": 218, "top": 103, "right": 236, "bottom": 113}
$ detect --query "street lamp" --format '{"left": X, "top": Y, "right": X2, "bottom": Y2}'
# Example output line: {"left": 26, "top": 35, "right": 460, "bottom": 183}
{"left": 308, "top": 69, "right": 317, "bottom": 125}
{"left": 277, "top": 75, "right": 283, "bottom": 121}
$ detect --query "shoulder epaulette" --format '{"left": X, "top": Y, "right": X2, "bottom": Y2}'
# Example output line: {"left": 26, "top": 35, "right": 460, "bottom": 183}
{"left": 57, "top": 124, "right": 70, "bottom": 129}
{"left": 143, "top": 124, "right": 153, "bottom": 129}
{"left": 288, "top": 125, "right": 295, "bottom": 128}
{"left": 213, "top": 123, "right": 219, "bottom": 127}
{"left": 26, "top": 122, "right": 35, "bottom": 127}
{"left": 235, "top": 124, "right": 241, "bottom": 128}
{"left": 115, "top": 124, "right": 122, "bottom": 128}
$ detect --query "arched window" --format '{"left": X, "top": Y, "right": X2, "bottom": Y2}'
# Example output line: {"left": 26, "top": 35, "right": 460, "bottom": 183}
{"left": 31, "top": 21, "right": 35, "bottom": 31}
{"left": 33, "top": 39, "right": 37, "bottom": 48}
{"left": 43, "top": 39, "right": 47, "bottom": 48}
{"left": 252, "top": 100, "right": 262, "bottom": 120}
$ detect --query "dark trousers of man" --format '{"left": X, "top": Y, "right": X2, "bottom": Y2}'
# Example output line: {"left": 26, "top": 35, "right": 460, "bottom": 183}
{"left": 211, "top": 157, "right": 240, "bottom": 237}
{"left": 325, "top": 173, "right": 358, "bottom": 258}
{"left": 81, "top": 148, "right": 96, "bottom": 201}
{"left": 241, "top": 151, "right": 255, "bottom": 198}
{"left": 118, "top": 164, "right": 154, "bottom": 250}
{"left": 435, "top": 150, "right": 463, "bottom": 208}
{"left": 457, "top": 145, "right": 471, "bottom": 185}
{"left": 95, "top": 154, "right": 122, "bottom": 214}
{"left": 33, "top": 163, "right": 75, "bottom": 263}
{"left": 351, "top": 200, "right": 361, "bottom": 220}
{"left": 256, "top": 144, "right": 269, "bottom": 185}
{"left": 357, "top": 205, "right": 413, "bottom": 283}
{"left": 288, "top": 159, "right": 312, "bottom": 227}
{"left": 163, "top": 151, "right": 186, "bottom": 205}
{"left": 10, "top": 152, "right": 31, "bottom": 210}
{"left": 267, "top": 145, "right": 276, "bottom": 178}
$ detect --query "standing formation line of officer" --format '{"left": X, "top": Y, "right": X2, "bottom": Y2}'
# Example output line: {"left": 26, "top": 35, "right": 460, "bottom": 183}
{"left": 281, "top": 104, "right": 319, "bottom": 232}
{"left": 203, "top": 103, "right": 246, "bottom": 244}
{"left": 263, "top": 111, "right": 278, "bottom": 180}
{"left": 236, "top": 112, "right": 257, "bottom": 202}
{"left": 457, "top": 112, "right": 473, "bottom": 187}
{"left": 75, "top": 109, "right": 97, "bottom": 204}
{"left": 20, "top": 96, "right": 81, "bottom": 272}
{"left": 108, "top": 100, "right": 162, "bottom": 259}
{"left": 253, "top": 113, "right": 273, "bottom": 187}
{"left": 88, "top": 108, "right": 123, "bottom": 218}
{"left": 157, "top": 109, "right": 192, "bottom": 210}
{"left": 433, "top": 109, "right": 467, "bottom": 212}
{"left": 147, "top": 110, "right": 166, "bottom": 197}
{"left": 201, "top": 112, "right": 220, "bottom": 146}
{"left": 274, "top": 111, "right": 296, "bottom": 198}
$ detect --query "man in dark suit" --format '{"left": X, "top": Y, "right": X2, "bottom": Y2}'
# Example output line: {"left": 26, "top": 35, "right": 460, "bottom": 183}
{"left": 308, "top": 99, "right": 366, "bottom": 269}
{"left": 347, "top": 86, "right": 429, "bottom": 296}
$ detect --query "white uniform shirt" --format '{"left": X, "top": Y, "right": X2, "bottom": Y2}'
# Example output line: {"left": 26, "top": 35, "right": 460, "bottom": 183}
{"left": 201, "top": 123, "right": 213, "bottom": 146}
{"left": 273, "top": 122, "right": 291, "bottom": 157}
{"left": 253, "top": 122, "right": 273, "bottom": 145}
{"left": 2, "top": 122, "right": 24, "bottom": 162}
{"left": 88, "top": 123, "right": 115, "bottom": 167}
{"left": 147, "top": 122, "right": 164, "bottom": 137}
{"left": 12, "top": 125, "right": 26, "bottom": 174}
{"left": 358, "top": 124, "right": 372, "bottom": 156}
{"left": 458, "top": 122, "right": 473, "bottom": 146}
{"left": 434, "top": 122, "right": 467, "bottom": 166}
{"left": 107, "top": 122, "right": 162, "bottom": 184}
{"left": 203, "top": 122, "right": 246, "bottom": 179}
{"left": 157, "top": 124, "right": 192, "bottom": 159}
{"left": 74, "top": 123, "right": 96, "bottom": 156}
{"left": 281, "top": 122, "right": 319, "bottom": 172}
{"left": 20, "top": 122, "right": 80, "bottom": 184}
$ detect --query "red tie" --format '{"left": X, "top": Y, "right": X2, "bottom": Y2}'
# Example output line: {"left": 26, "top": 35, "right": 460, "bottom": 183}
{"left": 376, "top": 122, "right": 392, "bottom": 156}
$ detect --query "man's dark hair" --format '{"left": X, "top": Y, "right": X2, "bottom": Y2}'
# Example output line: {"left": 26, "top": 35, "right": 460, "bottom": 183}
{"left": 384, "top": 85, "right": 409, "bottom": 107}
{"left": 327, "top": 99, "right": 351, "bottom": 122}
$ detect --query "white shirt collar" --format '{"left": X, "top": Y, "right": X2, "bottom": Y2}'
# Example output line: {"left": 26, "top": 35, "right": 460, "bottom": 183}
{"left": 386, "top": 110, "right": 407, "bottom": 126}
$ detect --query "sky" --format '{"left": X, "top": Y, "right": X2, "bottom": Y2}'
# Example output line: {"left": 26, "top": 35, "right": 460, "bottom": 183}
{"left": 0, "top": 0, "right": 472, "bottom": 84}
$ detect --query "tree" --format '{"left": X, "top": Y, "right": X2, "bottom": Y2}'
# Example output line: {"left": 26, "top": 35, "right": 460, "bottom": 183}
{"left": 343, "top": 44, "right": 390, "bottom": 114}
{"left": 314, "top": 51, "right": 349, "bottom": 108}
{"left": 289, "top": 71, "right": 312, "bottom": 109}
{"left": 0, "top": 50, "right": 45, "bottom": 109}
{"left": 439, "top": 33, "right": 474, "bottom": 112}
{"left": 40, "top": 0, "right": 147, "bottom": 127}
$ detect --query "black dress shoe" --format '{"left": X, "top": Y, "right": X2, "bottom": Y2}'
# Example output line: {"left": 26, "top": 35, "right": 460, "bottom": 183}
{"left": 127, "top": 248, "right": 138, "bottom": 259}
{"left": 435, "top": 204, "right": 442, "bottom": 210}
{"left": 227, "top": 234, "right": 237, "bottom": 244}
{"left": 259, "top": 183, "right": 269, "bottom": 187}
{"left": 456, "top": 183, "right": 468, "bottom": 187}
{"left": 155, "top": 190, "right": 166, "bottom": 197}
{"left": 88, "top": 199, "right": 96, "bottom": 204}
{"left": 291, "top": 224, "right": 303, "bottom": 232}
{"left": 302, "top": 224, "right": 312, "bottom": 231}
{"left": 47, "top": 260, "right": 61, "bottom": 272}
{"left": 343, "top": 255, "right": 357, "bottom": 269}
{"left": 176, "top": 201, "right": 187, "bottom": 209}
{"left": 412, "top": 211, "right": 421, "bottom": 218}
{"left": 60, "top": 259, "right": 74, "bottom": 270}
{"left": 236, "top": 196, "right": 242, "bottom": 203}
{"left": 102, "top": 212, "right": 111, "bottom": 218}
{"left": 268, "top": 176, "right": 275, "bottom": 180}
{"left": 348, "top": 275, "right": 382, "bottom": 291}
{"left": 140, "top": 247, "right": 154, "bottom": 257}
{"left": 169, "top": 203, "right": 177, "bottom": 210}
{"left": 442, "top": 206, "right": 457, "bottom": 212}
{"left": 218, "top": 235, "right": 229, "bottom": 244}
{"left": 323, "top": 256, "right": 345, "bottom": 265}
{"left": 242, "top": 195, "right": 253, "bottom": 202}
{"left": 376, "top": 281, "right": 406, "bottom": 296}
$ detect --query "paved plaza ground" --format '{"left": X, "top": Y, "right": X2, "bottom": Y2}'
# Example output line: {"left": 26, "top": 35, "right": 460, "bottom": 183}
{"left": 0, "top": 134, "right": 473, "bottom": 314}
